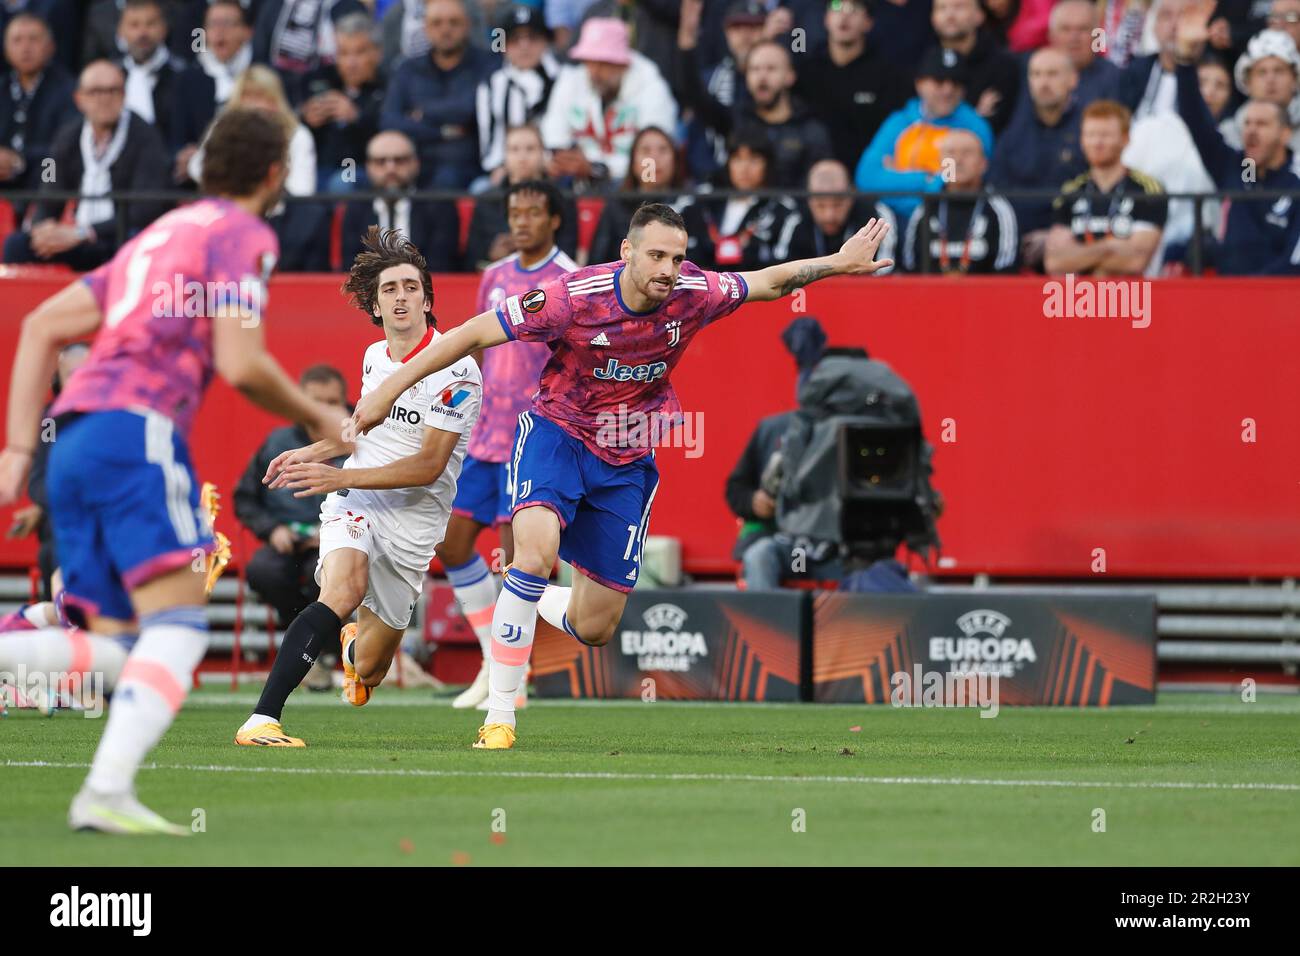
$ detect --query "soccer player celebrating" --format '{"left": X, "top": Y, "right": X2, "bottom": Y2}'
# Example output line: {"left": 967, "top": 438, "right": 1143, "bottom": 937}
{"left": 235, "top": 227, "right": 482, "bottom": 746}
{"left": 352, "top": 203, "right": 893, "bottom": 750}
{"left": 443, "top": 179, "right": 577, "bottom": 710}
{"left": 0, "top": 108, "right": 346, "bottom": 833}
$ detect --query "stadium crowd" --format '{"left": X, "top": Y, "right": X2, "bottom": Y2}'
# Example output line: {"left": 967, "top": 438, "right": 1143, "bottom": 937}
{"left": 0, "top": 0, "right": 1298, "bottom": 276}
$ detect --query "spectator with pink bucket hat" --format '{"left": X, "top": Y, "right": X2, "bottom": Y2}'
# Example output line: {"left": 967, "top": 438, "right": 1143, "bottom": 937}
{"left": 540, "top": 17, "right": 678, "bottom": 187}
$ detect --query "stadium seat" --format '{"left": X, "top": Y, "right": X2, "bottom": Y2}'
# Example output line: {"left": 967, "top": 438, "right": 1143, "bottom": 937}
{"left": 456, "top": 197, "right": 475, "bottom": 258}
{"left": 329, "top": 202, "right": 345, "bottom": 273}
{"left": 0, "top": 200, "right": 14, "bottom": 249}
{"left": 576, "top": 197, "right": 604, "bottom": 260}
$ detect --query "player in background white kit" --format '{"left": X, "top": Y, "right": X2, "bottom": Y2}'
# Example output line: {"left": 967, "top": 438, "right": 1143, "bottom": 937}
{"left": 236, "top": 228, "right": 481, "bottom": 746}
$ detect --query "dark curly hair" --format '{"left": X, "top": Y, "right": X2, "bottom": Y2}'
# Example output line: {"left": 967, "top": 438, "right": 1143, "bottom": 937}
{"left": 505, "top": 178, "right": 564, "bottom": 229}
{"left": 341, "top": 226, "right": 435, "bottom": 328}
{"left": 199, "top": 107, "right": 288, "bottom": 199}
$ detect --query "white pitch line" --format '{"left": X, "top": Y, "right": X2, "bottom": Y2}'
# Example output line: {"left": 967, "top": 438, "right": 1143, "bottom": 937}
{"left": 177, "top": 695, "right": 1300, "bottom": 715}
{"left": 5, "top": 759, "right": 1298, "bottom": 792}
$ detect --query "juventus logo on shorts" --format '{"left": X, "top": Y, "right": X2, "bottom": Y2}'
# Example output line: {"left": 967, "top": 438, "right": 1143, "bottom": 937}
{"left": 517, "top": 479, "right": 532, "bottom": 499}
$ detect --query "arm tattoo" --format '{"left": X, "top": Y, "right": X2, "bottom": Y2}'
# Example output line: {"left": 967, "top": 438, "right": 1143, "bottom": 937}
{"left": 776, "top": 263, "right": 834, "bottom": 297}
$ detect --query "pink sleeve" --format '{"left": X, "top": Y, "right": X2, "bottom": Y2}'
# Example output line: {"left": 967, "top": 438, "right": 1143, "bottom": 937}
{"left": 495, "top": 277, "right": 572, "bottom": 343}
{"left": 702, "top": 270, "right": 749, "bottom": 325}
{"left": 81, "top": 261, "right": 112, "bottom": 310}
{"left": 207, "top": 224, "right": 278, "bottom": 324}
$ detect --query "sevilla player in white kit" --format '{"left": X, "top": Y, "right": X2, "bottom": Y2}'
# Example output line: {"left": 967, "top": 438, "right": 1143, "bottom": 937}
{"left": 236, "top": 228, "right": 481, "bottom": 746}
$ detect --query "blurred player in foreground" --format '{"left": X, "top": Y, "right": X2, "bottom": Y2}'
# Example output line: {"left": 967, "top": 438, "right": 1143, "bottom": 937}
{"left": 235, "top": 227, "right": 481, "bottom": 746}
{"left": 351, "top": 203, "right": 893, "bottom": 749}
{"left": 1, "top": 481, "right": 230, "bottom": 715}
{"left": 442, "top": 179, "right": 576, "bottom": 710}
{"left": 0, "top": 108, "right": 345, "bottom": 833}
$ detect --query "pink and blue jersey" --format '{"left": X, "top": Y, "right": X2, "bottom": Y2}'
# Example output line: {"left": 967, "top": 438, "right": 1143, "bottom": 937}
{"left": 469, "top": 245, "right": 577, "bottom": 463}
{"left": 44, "top": 197, "right": 275, "bottom": 623}
{"left": 51, "top": 197, "right": 278, "bottom": 438}
{"left": 495, "top": 260, "right": 749, "bottom": 466}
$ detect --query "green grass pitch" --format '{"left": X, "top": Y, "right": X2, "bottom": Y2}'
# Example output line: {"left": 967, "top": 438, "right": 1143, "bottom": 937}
{"left": 3, "top": 689, "right": 1298, "bottom": 866}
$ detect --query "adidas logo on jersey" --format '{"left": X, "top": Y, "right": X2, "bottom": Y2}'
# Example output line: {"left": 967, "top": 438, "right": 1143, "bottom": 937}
{"left": 590, "top": 332, "right": 610, "bottom": 346}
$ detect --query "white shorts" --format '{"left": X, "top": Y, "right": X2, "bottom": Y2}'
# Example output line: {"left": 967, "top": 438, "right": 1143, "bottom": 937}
{"left": 316, "top": 507, "right": 424, "bottom": 630}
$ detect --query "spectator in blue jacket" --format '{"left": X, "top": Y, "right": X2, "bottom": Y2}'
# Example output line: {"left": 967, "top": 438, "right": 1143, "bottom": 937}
{"left": 0, "top": 13, "right": 75, "bottom": 194}
{"left": 0, "top": 0, "right": 78, "bottom": 75}
{"left": 1047, "top": 0, "right": 1121, "bottom": 108}
{"left": 989, "top": 47, "right": 1087, "bottom": 269}
{"left": 381, "top": 0, "right": 497, "bottom": 188}
{"left": 855, "top": 46, "right": 994, "bottom": 220}
{"left": 1175, "top": 9, "right": 1300, "bottom": 274}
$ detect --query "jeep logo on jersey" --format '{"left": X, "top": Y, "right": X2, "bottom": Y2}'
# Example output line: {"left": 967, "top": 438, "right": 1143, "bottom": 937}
{"left": 593, "top": 358, "right": 668, "bottom": 382}
{"left": 388, "top": 405, "right": 421, "bottom": 425}
{"left": 522, "top": 289, "right": 546, "bottom": 313}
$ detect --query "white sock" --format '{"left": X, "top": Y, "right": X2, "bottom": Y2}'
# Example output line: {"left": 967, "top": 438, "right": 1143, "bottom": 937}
{"left": 84, "top": 607, "right": 208, "bottom": 795}
{"left": 240, "top": 712, "right": 279, "bottom": 733}
{"left": 446, "top": 555, "right": 498, "bottom": 658}
{"left": 0, "top": 626, "right": 128, "bottom": 690}
{"left": 486, "top": 568, "right": 547, "bottom": 727}
{"left": 22, "top": 602, "right": 56, "bottom": 627}
{"left": 536, "top": 585, "right": 575, "bottom": 637}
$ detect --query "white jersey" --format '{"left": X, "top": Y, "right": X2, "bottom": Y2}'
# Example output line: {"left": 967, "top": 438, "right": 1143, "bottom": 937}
{"left": 324, "top": 330, "right": 482, "bottom": 572}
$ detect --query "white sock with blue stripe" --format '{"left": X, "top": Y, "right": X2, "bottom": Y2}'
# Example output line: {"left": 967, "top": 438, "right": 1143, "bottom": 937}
{"left": 485, "top": 568, "right": 547, "bottom": 727}
{"left": 445, "top": 554, "right": 497, "bottom": 658}
{"left": 536, "top": 585, "right": 579, "bottom": 640}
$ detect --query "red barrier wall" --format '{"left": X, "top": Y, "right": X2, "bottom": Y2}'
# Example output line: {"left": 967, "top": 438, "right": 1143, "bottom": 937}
{"left": 2, "top": 273, "right": 1298, "bottom": 578}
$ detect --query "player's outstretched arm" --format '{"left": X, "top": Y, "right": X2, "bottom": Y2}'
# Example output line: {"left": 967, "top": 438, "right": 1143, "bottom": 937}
{"left": 739, "top": 218, "right": 893, "bottom": 303}
{"left": 350, "top": 310, "right": 506, "bottom": 435}
{"left": 274, "top": 425, "right": 460, "bottom": 497}
{"left": 262, "top": 436, "right": 354, "bottom": 486}
{"left": 0, "top": 282, "right": 103, "bottom": 506}
{"left": 213, "top": 306, "right": 347, "bottom": 449}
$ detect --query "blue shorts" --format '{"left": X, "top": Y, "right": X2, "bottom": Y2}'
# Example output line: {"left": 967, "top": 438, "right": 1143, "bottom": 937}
{"left": 510, "top": 411, "right": 658, "bottom": 593}
{"left": 451, "top": 453, "right": 512, "bottom": 526}
{"left": 46, "top": 409, "right": 214, "bottom": 622}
